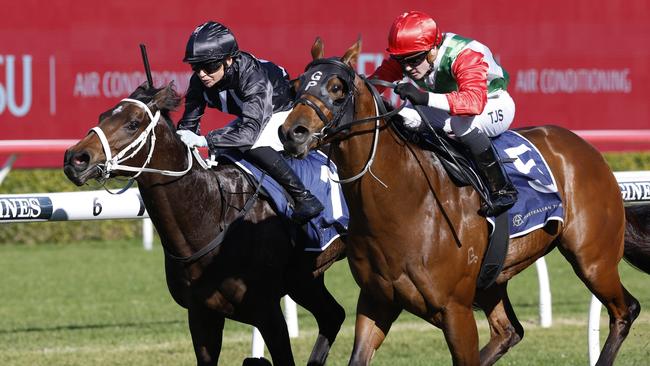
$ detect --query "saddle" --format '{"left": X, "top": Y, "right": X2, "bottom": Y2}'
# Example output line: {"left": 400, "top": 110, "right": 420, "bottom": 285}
{"left": 397, "top": 123, "right": 487, "bottom": 191}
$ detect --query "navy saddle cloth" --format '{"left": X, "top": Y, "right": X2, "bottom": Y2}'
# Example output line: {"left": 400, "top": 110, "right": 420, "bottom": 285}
{"left": 222, "top": 150, "right": 349, "bottom": 251}
{"left": 412, "top": 128, "right": 564, "bottom": 237}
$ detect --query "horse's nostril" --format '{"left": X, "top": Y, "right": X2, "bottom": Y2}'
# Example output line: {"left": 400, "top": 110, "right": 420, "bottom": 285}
{"left": 72, "top": 151, "right": 90, "bottom": 170}
{"left": 290, "top": 125, "right": 310, "bottom": 143}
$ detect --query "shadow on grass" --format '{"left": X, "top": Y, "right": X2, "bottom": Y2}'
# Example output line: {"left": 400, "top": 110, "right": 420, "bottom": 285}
{"left": 0, "top": 319, "right": 184, "bottom": 335}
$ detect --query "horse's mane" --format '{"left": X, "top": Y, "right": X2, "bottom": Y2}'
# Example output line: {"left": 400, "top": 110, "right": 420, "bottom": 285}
{"left": 127, "top": 82, "right": 182, "bottom": 130}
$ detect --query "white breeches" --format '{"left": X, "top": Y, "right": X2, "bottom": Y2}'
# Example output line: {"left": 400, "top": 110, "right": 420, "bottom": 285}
{"left": 251, "top": 110, "right": 291, "bottom": 151}
{"left": 401, "top": 90, "right": 516, "bottom": 137}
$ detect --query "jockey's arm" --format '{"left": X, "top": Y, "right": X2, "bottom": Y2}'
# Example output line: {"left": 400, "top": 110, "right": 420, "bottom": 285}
{"left": 205, "top": 69, "right": 274, "bottom": 150}
{"left": 177, "top": 75, "right": 207, "bottom": 134}
{"left": 443, "top": 49, "right": 489, "bottom": 116}
{"left": 369, "top": 58, "right": 404, "bottom": 93}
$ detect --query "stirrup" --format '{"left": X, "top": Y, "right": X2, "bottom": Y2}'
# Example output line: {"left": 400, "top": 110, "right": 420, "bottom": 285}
{"left": 479, "top": 193, "right": 517, "bottom": 217}
{"left": 290, "top": 194, "right": 324, "bottom": 224}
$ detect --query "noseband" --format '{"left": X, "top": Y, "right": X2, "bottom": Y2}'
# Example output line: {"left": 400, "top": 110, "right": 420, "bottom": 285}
{"left": 295, "top": 58, "right": 357, "bottom": 136}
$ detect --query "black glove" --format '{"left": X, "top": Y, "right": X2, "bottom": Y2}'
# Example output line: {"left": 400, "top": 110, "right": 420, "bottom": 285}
{"left": 394, "top": 83, "right": 429, "bottom": 106}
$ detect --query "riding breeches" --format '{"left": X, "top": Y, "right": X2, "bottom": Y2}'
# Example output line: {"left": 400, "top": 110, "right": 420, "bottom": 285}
{"left": 400, "top": 90, "right": 515, "bottom": 137}
{"left": 251, "top": 109, "right": 291, "bottom": 151}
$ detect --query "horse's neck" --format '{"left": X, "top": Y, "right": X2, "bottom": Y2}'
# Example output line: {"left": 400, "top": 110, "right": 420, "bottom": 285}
{"left": 136, "top": 126, "right": 224, "bottom": 254}
{"left": 334, "top": 90, "right": 402, "bottom": 181}
{"left": 334, "top": 92, "right": 452, "bottom": 205}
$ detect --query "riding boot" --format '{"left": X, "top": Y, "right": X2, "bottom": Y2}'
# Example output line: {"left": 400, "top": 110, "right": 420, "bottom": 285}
{"left": 459, "top": 128, "right": 518, "bottom": 217}
{"left": 246, "top": 146, "right": 324, "bottom": 224}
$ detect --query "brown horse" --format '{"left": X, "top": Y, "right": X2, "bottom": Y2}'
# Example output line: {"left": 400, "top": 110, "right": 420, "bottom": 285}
{"left": 281, "top": 38, "right": 647, "bottom": 365}
{"left": 63, "top": 83, "right": 346, "bottom": 366}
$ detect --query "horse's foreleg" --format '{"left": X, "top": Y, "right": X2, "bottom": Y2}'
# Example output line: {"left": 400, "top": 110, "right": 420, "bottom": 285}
{"left": 287, "top": 273, "right": 345, "bottom": 366}
{"left": 440, "top": 302, "right": 480, "bottom": 366}
{"left": 188, "top": 307, "right": 225, "bottom": 365}
{"left": 474, "top": 284, "right": 524, "bottom": 366}
{"left": 255, "top": 302, "right": 296, "bottom": 366}
{"left": 348, "top": 291, "right": 401, "bottom": 366}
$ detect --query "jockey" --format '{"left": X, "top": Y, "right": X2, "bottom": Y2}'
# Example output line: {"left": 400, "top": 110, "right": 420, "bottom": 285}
{"left": 371, "top": 10, "right": 517, "bottom": 217}
{"left": 176, "top": 21, "right": 324, "bottom": 223}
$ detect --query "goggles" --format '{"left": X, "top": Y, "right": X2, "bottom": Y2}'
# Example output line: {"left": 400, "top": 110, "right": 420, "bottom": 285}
{"left": 391, "top": 51, "right": 429, "bottom": 68}
{"left": 191, "top": 60, "right": 225, "bottom": 74}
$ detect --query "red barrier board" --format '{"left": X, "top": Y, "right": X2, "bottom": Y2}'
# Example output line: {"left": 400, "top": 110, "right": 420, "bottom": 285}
{"left": 1, "top": 0, "right": 649, "bottom": 167}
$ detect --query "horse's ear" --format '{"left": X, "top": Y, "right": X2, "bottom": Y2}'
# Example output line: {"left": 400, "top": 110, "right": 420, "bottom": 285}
{"left": 289, "top": 78, "right": 300, "bottom": 99}
{"left": 152, "top": 82, "right": 181, "bottom": 111}
{"left": 311, "top": 37, "right": 324, "bottom": 60}
{"left": 341, "top": 37, "right": 362, "bottom": 68}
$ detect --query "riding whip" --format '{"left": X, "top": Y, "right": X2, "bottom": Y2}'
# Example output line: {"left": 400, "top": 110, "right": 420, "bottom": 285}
{"left": 139, "top": 44, "right": 154, "bottom": 88}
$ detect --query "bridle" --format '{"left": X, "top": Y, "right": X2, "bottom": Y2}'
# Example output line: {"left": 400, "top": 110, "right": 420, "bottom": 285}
{"left": 89, "top": 98, "right": 199, "bottom": 193}
{"left": 90, "top": 97, "right": 262, "bottom": 266}
{"left": 294, "top": 58, "right": 405, "bottom": 185}
{"left": 295, "top": 58, "right": 358, "bottom": 140}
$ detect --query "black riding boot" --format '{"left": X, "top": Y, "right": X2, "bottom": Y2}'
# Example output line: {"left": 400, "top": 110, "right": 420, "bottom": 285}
{"left": 246, "top": 147, "right": 324, "bottom": 224}
{"left": 459, "top": 129, "right": 518, "bottom": 217}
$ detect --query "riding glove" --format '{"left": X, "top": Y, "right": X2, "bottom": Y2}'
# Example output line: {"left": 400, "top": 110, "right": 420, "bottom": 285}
{"left": 398, "top": 107, "right": 423, "bottom": 130}
{"left": 177, "top": 130, "right": 208, "bottom": 148}
{"left": 394, "top": 83, "right": 429, "bottom": 106}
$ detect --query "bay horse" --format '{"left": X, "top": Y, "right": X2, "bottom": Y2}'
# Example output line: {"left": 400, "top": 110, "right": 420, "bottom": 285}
{"left": 63, "top": 82, "right": 346, "bottom": 366}
{"left": 281, "top": 38, "right": 649, "bottom": 365}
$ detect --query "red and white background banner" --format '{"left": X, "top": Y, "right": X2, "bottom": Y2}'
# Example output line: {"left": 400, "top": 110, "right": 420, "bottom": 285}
{"left": 1, "top": 0, "right": 649, "bottom": 167}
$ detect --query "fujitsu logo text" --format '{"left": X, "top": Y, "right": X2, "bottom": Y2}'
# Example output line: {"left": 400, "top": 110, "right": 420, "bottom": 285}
{"left": 0, "top": 55, "right": 32, "bottom": 117}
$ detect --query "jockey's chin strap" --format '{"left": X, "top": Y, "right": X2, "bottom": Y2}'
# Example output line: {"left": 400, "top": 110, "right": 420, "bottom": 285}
{"left": 90, "top": 98, "right": 195, "bottom": 193}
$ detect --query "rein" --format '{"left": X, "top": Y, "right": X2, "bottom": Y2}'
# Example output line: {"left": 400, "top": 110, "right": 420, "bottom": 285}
{"left": 323, "top": 78, "right": 405, "bottom": 137}
{"left": 326, "top": 77, "right": 399, "bottom": 186}
{"left": 163, "top": 175, "right": 265, "bottom": 266}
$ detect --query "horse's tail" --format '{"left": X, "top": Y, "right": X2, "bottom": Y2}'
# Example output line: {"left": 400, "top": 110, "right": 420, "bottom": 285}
{"left": 623, "top": 204, "right": 650, "bottom": 274}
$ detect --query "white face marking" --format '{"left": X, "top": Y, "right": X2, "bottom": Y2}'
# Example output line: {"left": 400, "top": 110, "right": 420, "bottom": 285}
{"left": 112, "top": 105, "right": 124, "bottom": 115}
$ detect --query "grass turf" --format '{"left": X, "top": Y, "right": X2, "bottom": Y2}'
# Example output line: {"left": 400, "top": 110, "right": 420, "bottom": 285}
{"left": 0, "top": 239, "right": 649, "bottom": 365}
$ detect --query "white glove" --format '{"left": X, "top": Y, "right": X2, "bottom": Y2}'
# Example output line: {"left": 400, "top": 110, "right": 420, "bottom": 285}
{"left": 398, "top": 107, "right": 422, "bottom": 130}
{"left": 176, "top": 130, "right": 208, "bottom": 148}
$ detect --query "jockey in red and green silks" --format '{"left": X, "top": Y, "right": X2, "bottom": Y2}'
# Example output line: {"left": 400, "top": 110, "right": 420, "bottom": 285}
{"left": 370, "top": 10, "right": 518, "bottom": 217}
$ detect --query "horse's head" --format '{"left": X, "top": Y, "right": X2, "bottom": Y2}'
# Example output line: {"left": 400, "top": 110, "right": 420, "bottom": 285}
{"left": 63, "top": 82, "right": 181, "bottom": 186}
{"left": 282, "top": 38, "right": 362, "bottom": 158}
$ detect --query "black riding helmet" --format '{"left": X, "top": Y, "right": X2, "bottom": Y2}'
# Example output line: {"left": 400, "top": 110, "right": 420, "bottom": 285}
{"left": 183, "top": 21, "right": 240, "bottom": 64}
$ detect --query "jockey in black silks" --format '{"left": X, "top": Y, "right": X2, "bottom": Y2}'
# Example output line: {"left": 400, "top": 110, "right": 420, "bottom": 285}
{"left": 176, "top": 21, "right": 324, "bottom": 224}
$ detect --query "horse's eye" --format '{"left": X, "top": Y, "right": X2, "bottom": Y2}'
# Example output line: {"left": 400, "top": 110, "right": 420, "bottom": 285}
{"left": 126, "top": 120, "right": 140, "bottom": 131}
{"left": 331, "top": 84, "right": 342, "bottom": 93}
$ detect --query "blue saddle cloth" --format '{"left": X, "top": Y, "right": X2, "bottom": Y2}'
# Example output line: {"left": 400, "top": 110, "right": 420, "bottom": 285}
{"left": 222, "top": 150, "right": 349, "bottom": 251}
{"left": 489, "top": 130, "right": 564, "bottom": 237}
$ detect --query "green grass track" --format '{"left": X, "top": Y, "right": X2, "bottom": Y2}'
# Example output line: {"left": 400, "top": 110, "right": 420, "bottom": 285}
{"left": 0, "top": 239, "right": 648, "bottom": 365}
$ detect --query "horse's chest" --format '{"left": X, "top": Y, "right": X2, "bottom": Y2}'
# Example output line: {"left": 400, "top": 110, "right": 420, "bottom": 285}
{"left": 346, "top": 232, "right": 473, "bottom": 312}
{"left": 346, "top": 238, "right": 406, "bottom": 292}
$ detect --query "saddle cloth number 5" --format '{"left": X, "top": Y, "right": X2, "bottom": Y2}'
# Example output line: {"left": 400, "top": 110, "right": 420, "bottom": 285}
{"left": 503, "top": 144, "right": 559, "bottom": 194}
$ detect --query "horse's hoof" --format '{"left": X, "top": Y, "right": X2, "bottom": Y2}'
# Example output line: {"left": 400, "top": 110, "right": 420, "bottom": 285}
{"left": 242, "top": 357, "right": 272, "bottom": 366}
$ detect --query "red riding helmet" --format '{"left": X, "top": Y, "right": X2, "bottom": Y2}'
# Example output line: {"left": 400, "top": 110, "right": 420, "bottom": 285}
{"left": 386, "top": 11, "right": 442, "bottom": 56}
